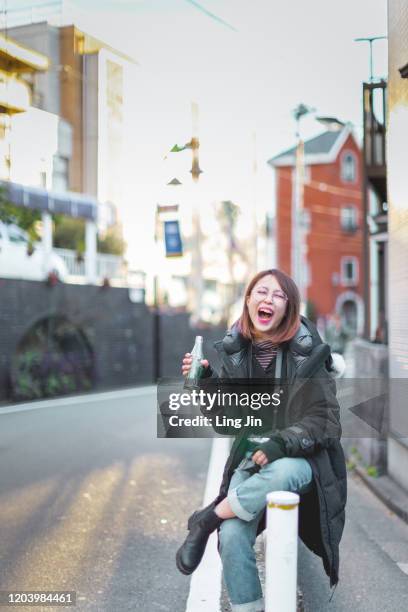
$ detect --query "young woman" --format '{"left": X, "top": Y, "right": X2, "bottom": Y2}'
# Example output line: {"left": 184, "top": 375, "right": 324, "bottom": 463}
{"left": 176, "top": 269, "right": 347, "bottom": 612}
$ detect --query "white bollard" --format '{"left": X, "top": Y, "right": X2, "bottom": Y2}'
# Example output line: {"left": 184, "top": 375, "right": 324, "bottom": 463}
{"left": 265, "top": 491, "right": 300, "bottom": 612}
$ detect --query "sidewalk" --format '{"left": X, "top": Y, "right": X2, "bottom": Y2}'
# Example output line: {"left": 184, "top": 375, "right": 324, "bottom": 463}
{"left": 298, "top": 470, "right": 408, "bottom": 610}
{"left": 219, "top": 469, "right": 408, "bottom": 611}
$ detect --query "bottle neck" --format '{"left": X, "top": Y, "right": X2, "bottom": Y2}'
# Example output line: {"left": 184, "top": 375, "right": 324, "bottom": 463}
{"left": 192, "top": 338, "right": 203, "bottom": 357}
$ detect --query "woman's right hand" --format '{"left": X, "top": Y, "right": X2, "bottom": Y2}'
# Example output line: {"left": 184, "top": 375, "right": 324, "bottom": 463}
{"left": 181, "top": 353, "right": 209, "bottom": 376}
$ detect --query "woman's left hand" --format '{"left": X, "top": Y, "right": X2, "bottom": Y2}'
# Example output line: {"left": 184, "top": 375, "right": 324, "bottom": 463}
{"left": 252, "top": 450, "right": 268, "bottom": 466}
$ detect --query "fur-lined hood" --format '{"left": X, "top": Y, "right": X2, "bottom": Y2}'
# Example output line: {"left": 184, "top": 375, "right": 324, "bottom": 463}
{"left": 217, "top": 316, "right": 345, "bottom": 379}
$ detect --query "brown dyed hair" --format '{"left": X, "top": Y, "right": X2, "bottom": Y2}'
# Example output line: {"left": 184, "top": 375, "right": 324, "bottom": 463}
{"left": 237, "top": 269, "right": 300, "bottom": 344}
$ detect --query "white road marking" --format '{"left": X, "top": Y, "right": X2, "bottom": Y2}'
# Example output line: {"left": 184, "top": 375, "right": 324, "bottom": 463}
{"left": 0, "top": 385, "right": 156, "bottom": 415}
{"left": 397, "top": 562, "right": 408, "bottom": 575}
{"left": 185, "top": 436, "right": 231, "bottom": 612}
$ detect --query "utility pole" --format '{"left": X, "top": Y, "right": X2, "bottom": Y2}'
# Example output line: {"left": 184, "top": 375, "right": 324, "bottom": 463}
{"left": 354, "top": 36, "right": 387, "bottom": 82}
{"left": 292, "top": 104, "right": 313, "bottom": 307}
{"left": 293, "top": 137, "right": 305, "bottom": 298}
{"left": 252, "top": 131, "right": 258, "bottom": 273}
{"left": 166, "top": 102, "right": 203, "bottom": 324}
{"left": 189, "top": 101, "right": 204, "bottom": 325}
{"left": 153, "top": 206, "right": 161, "bottom": 382}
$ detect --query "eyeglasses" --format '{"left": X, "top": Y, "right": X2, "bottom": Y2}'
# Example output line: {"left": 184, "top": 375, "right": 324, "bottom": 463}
{"left": 252, "top": 288, "right": 288, "bottom": 304}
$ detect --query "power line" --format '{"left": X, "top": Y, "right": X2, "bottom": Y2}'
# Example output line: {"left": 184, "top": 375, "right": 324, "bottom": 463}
{"left": 3, "top": 0, "right": 60, "bottom": 13}
{"left": 184, "top": 0, "right": 237, "bottom": 32}
{"left": 278, "top": 169, "right": 362, "bottom": 199}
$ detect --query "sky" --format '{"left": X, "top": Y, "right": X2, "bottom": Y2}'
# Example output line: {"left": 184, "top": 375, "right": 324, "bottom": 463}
{"left": 4, "top": 0, "right": 388, "bottom": 272}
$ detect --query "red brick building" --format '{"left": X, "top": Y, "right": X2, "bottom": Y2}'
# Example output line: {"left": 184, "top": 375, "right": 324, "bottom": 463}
{"left": 268, "top": 126, "right": 364, "bottom": 335}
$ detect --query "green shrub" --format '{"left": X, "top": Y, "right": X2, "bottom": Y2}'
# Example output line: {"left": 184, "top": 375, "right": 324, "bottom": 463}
{"left": 366, "top": 466, "right": 379, "bottom": 478}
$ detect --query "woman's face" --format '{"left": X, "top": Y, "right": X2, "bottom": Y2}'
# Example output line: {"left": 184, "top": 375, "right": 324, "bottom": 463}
{"left": 246, "top": 274, "right": 288, "bottom": 337}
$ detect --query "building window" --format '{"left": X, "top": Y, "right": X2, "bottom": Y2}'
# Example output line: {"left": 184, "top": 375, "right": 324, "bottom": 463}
{"left": 341, "top": 256, "right": 359, "bottom": 286}
{"left": 340, "top": 206, "right": 358, "bottom": 232}
{"left": 341, "top": 151, "right": 357, "bottom": 183}
{"left": 52, "top": 155, "right": 69, "bottom": 192}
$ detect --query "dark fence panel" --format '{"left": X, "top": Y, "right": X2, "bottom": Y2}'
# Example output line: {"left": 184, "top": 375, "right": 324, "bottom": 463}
{"left": 0, "top": 279, "right": 227, "bottom": 402}
{"left": 0, "top": 279, "right": 153, "bottom": 401}
{"left": 159, "top": 312, "right": 225, "bottom": 378}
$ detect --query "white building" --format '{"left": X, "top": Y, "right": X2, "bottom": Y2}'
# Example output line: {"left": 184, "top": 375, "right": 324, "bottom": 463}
{"left": 0, "top": 29, "right": 122, "bottom": 285}
{"left": 6, "top": 21, "right": 135, "bottom": 234}
{"left": 386, "top": 0, "right": 408, "bottom": 492}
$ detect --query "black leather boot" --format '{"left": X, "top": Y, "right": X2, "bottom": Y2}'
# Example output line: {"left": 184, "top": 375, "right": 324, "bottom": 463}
{"left": 176, "top": 503, "right": 223, "bottom": 575}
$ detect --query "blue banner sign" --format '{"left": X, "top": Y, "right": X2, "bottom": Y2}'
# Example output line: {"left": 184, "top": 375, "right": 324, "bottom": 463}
{"left": 164, "top": 220, "right": 183, "bottom": 257}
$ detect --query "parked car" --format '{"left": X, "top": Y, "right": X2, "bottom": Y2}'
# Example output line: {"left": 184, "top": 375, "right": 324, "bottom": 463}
{"left": 0, "top": 221, "right": 68, "bottom": 281}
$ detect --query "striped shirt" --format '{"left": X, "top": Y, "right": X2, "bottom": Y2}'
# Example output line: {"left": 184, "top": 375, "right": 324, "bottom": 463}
{"left": 253, "top": 339, "right": 278, "bottom": 370}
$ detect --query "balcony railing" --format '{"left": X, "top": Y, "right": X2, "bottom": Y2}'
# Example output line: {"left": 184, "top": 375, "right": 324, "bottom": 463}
{"left": 363, "top": 81, "right": 387, "bottom": 168}
{"left": 54, "top": 248, "right": 125, "bottom": 282}
{"left": 363, "top": 80, "right": 387, "bottom": 205}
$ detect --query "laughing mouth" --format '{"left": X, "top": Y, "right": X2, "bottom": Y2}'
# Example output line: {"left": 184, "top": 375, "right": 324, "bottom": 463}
{"left": 257, "top": 307, "right": 274, "bottom": 322}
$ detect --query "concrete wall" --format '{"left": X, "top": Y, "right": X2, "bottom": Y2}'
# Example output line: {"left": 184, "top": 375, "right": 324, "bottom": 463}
{"left": 348, "top": 339, "right": 389, "bottom": 474}
{"left": 82, "top": 53, "right": 99, "bottom": 198}
{"left": 6, "top": 22, "right": 61, "bottom": 115}
{"left": 387, "top": 0, "right": 408, "bottom": 487}
{"left": 0, "top": 279, "right": 225, "bottom": 403}
{"left": 8, "top": 107, "right": 58, "bottom": 188}
{"left": 59, "top": 25, "right": 84, "bottom": 193}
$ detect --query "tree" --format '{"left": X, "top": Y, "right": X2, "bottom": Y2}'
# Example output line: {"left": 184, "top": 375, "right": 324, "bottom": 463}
{"left": 53, "top": 215, "right": 126, "bottom": 257}
{"left": 0, "top": 186, "right": 41, "bottom": 242}
{"left": 97, "top": 225, "right": 126, "bottom": 256}
{"left": 216, "top": 200, "right": 245, "bottom": 322}
{"left": 0, "top": 185, "right": 126, "bottom": 258}
{"left": 53, "top": 216, "right": 85, "bottom": 253}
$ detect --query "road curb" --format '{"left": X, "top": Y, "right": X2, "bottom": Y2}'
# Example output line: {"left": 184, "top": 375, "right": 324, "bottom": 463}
{"left": 353, "top": 466, "right": 408, "bottom": 524}
{"left": 0, "top": 385, "right": 156, "bottom": 415}
{"left": 185, "top": 437, "right": 231, "bottom": 612}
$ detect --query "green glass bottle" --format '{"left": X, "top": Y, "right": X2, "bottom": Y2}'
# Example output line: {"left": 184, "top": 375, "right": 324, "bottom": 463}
{"left": 184, "top": 335, "right": 205, "bottom": 389}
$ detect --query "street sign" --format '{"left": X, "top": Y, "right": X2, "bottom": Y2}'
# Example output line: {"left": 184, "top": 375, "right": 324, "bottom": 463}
{"left": 164, "top": 220, "right": 183, "bottom": 257}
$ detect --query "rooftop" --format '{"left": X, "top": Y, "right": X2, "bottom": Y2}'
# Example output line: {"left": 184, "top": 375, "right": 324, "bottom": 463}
{"left": 268, "top": 127, "right": 352, "bottom": 167}
{"left": 0, "top": 32, "right": 49, "bottom": 73}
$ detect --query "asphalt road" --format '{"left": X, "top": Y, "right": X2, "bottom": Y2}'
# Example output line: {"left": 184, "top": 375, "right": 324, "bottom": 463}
{"left": 0, "top": 388, "right": 212, "bottom": 612}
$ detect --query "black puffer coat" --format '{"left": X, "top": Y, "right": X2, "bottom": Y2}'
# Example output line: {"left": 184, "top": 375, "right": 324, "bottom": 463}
{"left": 204, "top": 316, "right": 347, "bottom": 587}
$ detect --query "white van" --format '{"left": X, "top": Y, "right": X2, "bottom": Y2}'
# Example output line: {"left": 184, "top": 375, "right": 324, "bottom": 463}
{"left": 0, "top": 221, "right": 68, "bottom": 281}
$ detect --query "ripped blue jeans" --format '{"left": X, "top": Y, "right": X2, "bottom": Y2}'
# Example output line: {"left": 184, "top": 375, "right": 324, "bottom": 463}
{"left": 219, "top": 456, "right": 313, "bottom": 612}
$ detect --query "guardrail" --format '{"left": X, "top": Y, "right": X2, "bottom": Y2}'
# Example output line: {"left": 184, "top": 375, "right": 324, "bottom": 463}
{"left": 53, "top": 248, "right": 124, "bottom": 281}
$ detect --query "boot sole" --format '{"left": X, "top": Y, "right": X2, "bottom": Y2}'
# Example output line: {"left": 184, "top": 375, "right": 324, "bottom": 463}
{"left": 176, "top": 511, "right": 199, "bottom": 575}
